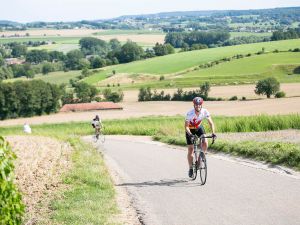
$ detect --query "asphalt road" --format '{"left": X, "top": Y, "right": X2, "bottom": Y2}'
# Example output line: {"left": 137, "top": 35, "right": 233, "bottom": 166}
{"left": 92, "top": 136, "right": 300, "bottom": 225}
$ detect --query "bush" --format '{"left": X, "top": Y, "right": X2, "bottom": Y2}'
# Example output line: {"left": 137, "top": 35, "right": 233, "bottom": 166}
{"left": 0, "top": 136, "right": 25, "bottom": 224}
{"left": 103, "top": 89, "right": 124, "bottom": 102}
{"left": 241, "top": 96, "right": 247, "bottom": 101}
{"left": 229, "top": 96, "right": 238, "bottom": 101}
{"left": 275, "top": 91, "right": 286, "bottom": 98}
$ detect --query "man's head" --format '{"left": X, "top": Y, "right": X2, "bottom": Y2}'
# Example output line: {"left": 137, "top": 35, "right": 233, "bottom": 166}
{"left": 95, "top": 115, "right": 99, "bottom": 120}
{"left": 193, "top": 97, "right": 203, "bottom": 112}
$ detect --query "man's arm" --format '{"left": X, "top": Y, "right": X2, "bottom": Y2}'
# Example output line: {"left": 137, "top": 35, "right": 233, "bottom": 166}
{"left": 185, "top": 120, "right": 192, "bottom": 136}
{"left": 207, "top": 117, "right": 215, "bottom": 134}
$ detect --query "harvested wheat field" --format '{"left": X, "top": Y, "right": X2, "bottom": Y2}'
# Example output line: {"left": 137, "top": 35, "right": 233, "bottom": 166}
{"left": 6, "top": 136, "right": 72, "bottom": 224}
{"left": 0, "top": 28, "right": 103, "bottom": 37}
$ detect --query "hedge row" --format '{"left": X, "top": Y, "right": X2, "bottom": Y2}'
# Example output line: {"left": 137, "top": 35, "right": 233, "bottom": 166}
{"left": 0, "top": 136, "right": 24, "bottom": 224}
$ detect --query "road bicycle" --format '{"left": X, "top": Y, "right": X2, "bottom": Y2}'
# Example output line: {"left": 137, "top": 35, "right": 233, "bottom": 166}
{"left": 190, "top": 134, "right": 215, "bottom": 185}
{"left": 93, "top": 126, "right": 105, "bottom": 143}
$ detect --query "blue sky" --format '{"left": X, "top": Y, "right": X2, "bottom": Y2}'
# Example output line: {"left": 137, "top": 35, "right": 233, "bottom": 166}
{"left": 3, "top": 0, "right": 300, "bottom": 23}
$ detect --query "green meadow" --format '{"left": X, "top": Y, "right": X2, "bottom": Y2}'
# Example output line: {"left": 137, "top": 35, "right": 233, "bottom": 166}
{"left": 84, "top": 39, "right": 300, "bottom": 86}
{"left": 5, "top": 70, "right": 81, "bottom": 85}
{"left": 177, "top": 51, "right": 300, "bottom": 85}
{"left": 0, "top": 36, "right": 80, "bottom": 44}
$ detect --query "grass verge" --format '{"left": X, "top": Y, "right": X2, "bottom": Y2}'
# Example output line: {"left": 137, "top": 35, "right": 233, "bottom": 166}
{"left": 50, "top": 137, "right": 119, "bottom": 225}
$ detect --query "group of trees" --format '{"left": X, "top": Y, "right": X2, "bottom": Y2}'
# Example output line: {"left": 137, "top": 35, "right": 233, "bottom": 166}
{"left": 0, "top": 37, "right": 176, "bottom": 81}
{"left": 0, "top": 80, "right": 62, "bottom": 119}
{"left": 271, "top": 28, "right": 300, "bottom": 41}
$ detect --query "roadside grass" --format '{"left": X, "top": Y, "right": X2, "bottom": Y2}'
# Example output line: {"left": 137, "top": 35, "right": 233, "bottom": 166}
{"left": 84, "top": 39, "right": 300, "bottom": 85}
{"left": 50, "top": 137, "right": 119, "bottom": 225}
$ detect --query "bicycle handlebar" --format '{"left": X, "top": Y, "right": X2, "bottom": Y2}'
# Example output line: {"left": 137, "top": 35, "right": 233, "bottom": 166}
{"left": 191, "top": 134, "right": 216, "bottom": 145}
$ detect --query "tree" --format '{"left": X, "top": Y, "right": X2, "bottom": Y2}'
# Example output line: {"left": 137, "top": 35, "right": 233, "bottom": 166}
{"left": 79, "top": 37, "right": 109, "bottom": 56}
{"left": 11, "top": 44, "right": 27, "bottom": 57}
{"left": 115, "top": 41, "right": 144, "bottom": 63}
{"left": 26, "top": 49, "right": 49, "bottom": 63}
{"left": 91, "top": 56, "right": 106, "bottom": 68}
{"left": 103, "top": 89, "right": 124, "bottom": 102}
{"left": 200, "top": 82, "right": 211, "bottom": 98}
{"left": 65, "top": 50, "right": 84, "bottom": 70}
{"left": 255, "top": 77, "right": 280, "bottom": 98}
{"left": 74, "top": 82, "right": 98, "bottom": 102}
{"left": 109, "top": 38, "right": 121, "bottom": 51}
{"left": 42, "top": 63, "right": 54, "bottom": 74}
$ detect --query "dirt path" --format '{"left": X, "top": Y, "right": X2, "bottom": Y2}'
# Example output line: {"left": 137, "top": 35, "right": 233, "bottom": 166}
{"left": 5, "top": 136, "right": 72, "bottom": 224}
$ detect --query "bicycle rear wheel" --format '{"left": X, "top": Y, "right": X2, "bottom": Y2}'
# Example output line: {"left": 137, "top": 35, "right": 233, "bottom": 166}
{"left": 191, "top": 160, "right": 198, "bottom": 180}
{"left": 99, "top": 131, "right": 105, "bottom": 143}
{"left": 199, "top": 153, "right": 207, "bottom": 185}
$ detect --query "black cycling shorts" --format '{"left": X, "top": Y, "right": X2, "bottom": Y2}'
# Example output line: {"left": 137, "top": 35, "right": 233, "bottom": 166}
{"left": 186, "top": 125, "right": 206, "bottom": 145}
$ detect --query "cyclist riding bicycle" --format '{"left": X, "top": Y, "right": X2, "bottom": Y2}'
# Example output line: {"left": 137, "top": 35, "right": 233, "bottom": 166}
{"left": 91, "top": 115, "right": 103, "bottom": 137}
{"left": 185, "top": 97, "right": 216, "bottom": 178}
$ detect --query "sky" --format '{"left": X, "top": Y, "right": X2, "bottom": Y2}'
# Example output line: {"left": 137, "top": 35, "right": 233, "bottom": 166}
{"left": 2, "top": 0, "right": 300, "bottom": 23}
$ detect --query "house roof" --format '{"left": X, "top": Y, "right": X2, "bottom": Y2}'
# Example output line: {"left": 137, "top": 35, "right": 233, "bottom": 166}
{"left": 60, "top": 102, "right": 123, "bottom": 112}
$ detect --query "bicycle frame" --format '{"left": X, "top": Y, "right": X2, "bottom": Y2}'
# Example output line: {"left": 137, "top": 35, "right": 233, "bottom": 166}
{"left": 190, "top": 134, "right": 215, "bottom": 184}
{"left": 192, "top": 134, "right": 214, "bottom": 161}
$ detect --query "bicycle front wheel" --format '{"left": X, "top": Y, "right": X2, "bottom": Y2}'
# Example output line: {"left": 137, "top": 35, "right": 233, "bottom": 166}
{"left": 199, "top": 153, "right": 207, "bottom": 185}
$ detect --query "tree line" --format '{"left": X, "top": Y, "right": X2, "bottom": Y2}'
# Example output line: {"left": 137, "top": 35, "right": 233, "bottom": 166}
{"left": 271, "top": 28, "right": 300, "bottom": 41}
{"left": 0, "top": 38, "right": 175, "bottom": 81}
{"left": 164, "top": 31, "right": 230, "bottom": 48}
{"left": 0, "top": 80, "right": 62, "bottom": 119}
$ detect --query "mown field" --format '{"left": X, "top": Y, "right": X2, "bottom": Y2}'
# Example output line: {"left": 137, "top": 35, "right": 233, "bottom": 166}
{"left": 83, "top": 39, "right": 300, "bottom": 87}
{"left": 94, "top": 51, "right": 300, "bottom": 89}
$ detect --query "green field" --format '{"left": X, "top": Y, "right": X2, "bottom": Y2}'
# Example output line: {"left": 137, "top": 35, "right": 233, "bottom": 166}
{"left": 177, "top": 52, "right": 300, "bottom": 85}
{"left": 5, "top": 70, "right": 81, "bottom": 85}
{"left": 83, "top": 39, "right": 300, "bottom": 87}
{"left": 230, "top": 32, "right": 272, "bottom": 38}
{"left": 0, "top": 36, "right": 80, "bottom": 44}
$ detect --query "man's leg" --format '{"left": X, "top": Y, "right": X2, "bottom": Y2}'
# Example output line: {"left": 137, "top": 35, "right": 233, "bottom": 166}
{"left": 201, "top": 139, "right": 208, "bottom": 153}
{"left": 187, "top": 145, "right": 194, "bottom": 177}
{"left": 187, "top": 145, "right": 194, "bottom": 167}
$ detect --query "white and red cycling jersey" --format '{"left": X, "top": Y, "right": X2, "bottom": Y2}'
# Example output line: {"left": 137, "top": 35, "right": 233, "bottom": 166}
{"left": 185, "top": 108, "right": 210, "bottom": 129}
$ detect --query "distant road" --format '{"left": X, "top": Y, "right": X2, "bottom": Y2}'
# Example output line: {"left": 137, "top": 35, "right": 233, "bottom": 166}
{"left": 94, "top": 136, "right": 300, "bottom": 225}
